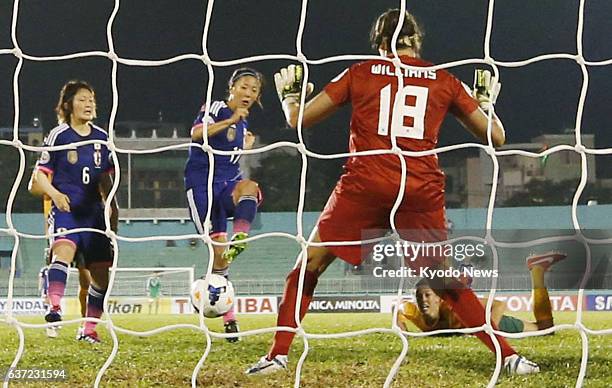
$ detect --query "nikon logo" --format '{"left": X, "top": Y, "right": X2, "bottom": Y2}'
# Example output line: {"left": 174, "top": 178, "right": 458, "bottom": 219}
{"left": 108, "top": 301, "right": 143, "bottom": 314}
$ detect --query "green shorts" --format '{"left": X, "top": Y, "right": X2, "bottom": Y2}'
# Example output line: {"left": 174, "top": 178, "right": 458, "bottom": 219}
{"left": 498, "top": 315, "right": 525, "bottom": 333}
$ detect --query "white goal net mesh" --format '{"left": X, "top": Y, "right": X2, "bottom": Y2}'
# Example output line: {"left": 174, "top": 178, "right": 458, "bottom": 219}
{"left": 1, "top": 0, "right": 611, "bottom": 387}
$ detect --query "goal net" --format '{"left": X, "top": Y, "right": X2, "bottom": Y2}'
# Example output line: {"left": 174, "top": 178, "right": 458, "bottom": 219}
{"left": 1, "top": 0, "right": 610, "bottom": 387}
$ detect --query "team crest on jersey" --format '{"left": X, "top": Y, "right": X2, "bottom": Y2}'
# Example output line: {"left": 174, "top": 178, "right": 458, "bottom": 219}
{"left": 93, "top": 144, "right": 102, "bottom": 168}
{"left": 226, "top": 125, "right": 237, "bottom": 142}
{"left": 67, "top": 150, "right": 78, "bottom": 164}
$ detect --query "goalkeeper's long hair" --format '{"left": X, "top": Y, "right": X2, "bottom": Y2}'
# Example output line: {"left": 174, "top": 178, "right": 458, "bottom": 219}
{"left": 55, "top": 80, "right": 96, "bottom": 125}
{"left": 370, "top": 8, "right": 423, "bottom": 56}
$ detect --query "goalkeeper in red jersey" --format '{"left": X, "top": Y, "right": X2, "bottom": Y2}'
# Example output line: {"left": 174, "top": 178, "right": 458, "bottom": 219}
{"left": 397, "top": 252, "right": 566, "bottom": 335}
{"left": 247, "top": 8, "right": 539, "bottom": 376}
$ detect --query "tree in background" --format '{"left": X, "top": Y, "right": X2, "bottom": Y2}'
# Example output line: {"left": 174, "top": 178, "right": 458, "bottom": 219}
{"left": 503, "top": 178, "right": 612, "bottom": 207}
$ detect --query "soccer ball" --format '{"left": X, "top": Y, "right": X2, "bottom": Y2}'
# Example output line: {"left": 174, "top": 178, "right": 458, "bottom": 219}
{"left": 190, "top": 274, "right": 235, "bottom": 318}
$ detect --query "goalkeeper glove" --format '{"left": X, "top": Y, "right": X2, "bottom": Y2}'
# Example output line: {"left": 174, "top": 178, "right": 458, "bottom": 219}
{"left": 274, "top": 64, "right": 314, "bottom": 103}
{"left": 473, "top": 69, "right": 501, "bottom": 112}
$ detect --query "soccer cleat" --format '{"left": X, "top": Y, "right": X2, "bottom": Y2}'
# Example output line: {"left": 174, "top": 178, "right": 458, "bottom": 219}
{"left": 245, "top": 355, "right": 288, "bottom": 375}
{"left": 224, "top": 320, "right": 241, "bottom": 343}
{"left": 504, "top": 354, "right": 540, "bottom": 375}
{"left": 45, "top": 327, "right": 59, "bottom": 338}
{"left": 78, "top": 330, "right": 101, "bottom": 344}
{"left": 526, "top": 251, "right": 567, "bottom": 271}
{"left": 76, "top": 326, "right": 84, "bottom": 340}
{"left": 222, "top": 232, "right": 248, "bottom": 263}
{"left": 45, "top": 308, "right": 62, "bottom": 324}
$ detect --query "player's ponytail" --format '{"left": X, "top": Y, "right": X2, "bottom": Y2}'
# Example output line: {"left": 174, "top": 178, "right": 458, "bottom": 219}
{"left": 55, "top": 80, "right": 96, "bottom": 125}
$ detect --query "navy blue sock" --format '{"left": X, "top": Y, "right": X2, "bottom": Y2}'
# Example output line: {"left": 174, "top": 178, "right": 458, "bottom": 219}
{"left": 84, "top": 285, "right": 106, "bottom": 333}
{"left": 233, "top": 196, "right": 258, "bottom": 234}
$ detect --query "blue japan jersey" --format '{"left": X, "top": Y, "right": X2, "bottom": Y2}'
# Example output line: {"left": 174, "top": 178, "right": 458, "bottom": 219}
{"left": 184, "top": 100, "right": 247, "bottom": 189}
{"left": 36, "top": 123, "right": 114, "bottom": 214}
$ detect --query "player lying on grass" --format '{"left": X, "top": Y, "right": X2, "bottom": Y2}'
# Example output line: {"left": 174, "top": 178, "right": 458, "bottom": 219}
{"left": 184, "top": 68, "right": 264, "bottom": 341}
{"left": 29, "top": 80, "right": 118, "bottom": 344}
{"left": 247, "top": 8, "right": 539, "bottom": 377}
{"left": 397, "top": 252, "right": 566, "bottom": 335}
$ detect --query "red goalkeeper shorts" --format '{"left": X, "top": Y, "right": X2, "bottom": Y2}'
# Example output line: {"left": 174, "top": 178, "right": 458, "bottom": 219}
{"left": 317, "top": 172, "right": 447, "bottom": 269}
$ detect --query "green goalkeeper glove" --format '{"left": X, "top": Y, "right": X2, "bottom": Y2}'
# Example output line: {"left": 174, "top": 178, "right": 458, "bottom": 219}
{"left": 473, "top": 69, "right": 501, "bottom": 112}
{"left": 274, "top": 64, "right": 314, "bottom": 103}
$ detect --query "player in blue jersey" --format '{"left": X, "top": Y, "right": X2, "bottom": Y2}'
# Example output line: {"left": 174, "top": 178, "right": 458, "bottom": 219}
{"left": 185, "top": 68, "right": 264, "bottom": 341}
{"left": 29, "top": 80, "right": 118, "bottom": 344}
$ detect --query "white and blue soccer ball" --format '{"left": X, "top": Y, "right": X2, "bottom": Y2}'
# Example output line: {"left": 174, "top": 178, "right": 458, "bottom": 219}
{"left": 190, "top": 274, "right": 235, "bottom": 318}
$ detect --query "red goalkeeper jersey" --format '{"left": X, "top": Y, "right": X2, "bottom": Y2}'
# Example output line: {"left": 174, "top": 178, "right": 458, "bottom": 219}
{"left": 324, "top": 55, "right": 479, "bottom": 191}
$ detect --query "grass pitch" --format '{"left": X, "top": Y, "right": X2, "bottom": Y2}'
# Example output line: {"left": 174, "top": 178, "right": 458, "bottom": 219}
{"left": 1, "top": 312, "right": 610, "bottom": 387}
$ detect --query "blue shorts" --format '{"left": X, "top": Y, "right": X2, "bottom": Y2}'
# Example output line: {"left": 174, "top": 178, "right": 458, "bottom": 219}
{"left": 186, "top": 181, "right": 238, "bottom": 237}
{"left": 48, "top": 204, "right": 112, "bottom": 266}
